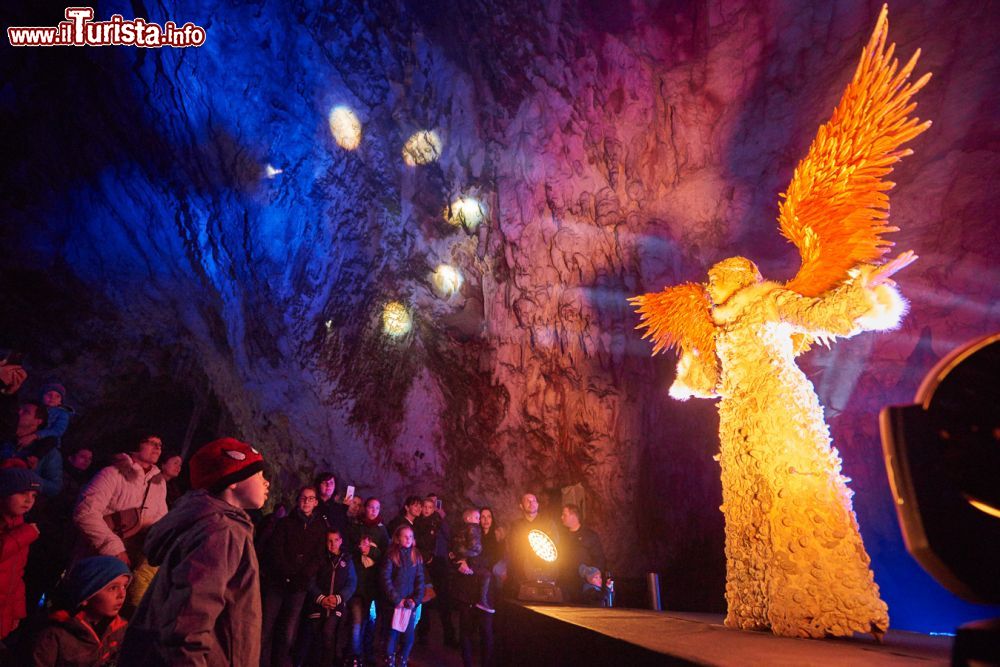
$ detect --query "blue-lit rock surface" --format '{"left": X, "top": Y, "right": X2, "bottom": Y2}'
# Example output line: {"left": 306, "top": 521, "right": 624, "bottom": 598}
{"left": 2, "top": 0, "right": 998, "bottom": 629}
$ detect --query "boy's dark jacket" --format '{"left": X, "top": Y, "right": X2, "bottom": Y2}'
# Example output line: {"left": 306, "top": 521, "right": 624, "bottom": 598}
{"left": 117, "top": 490, "right": 261, "bottom": 667}
{"left": 305, "top": 550, "right": 357, "bottom": 617}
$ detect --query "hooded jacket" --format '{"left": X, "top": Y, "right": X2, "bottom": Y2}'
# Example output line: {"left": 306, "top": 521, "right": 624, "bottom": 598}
{"left": 31, "top": 610, "right": 127, "bottom": 666}
{"left": 118, "top": 490, "right": 260, "bottom": 667}
{"left": 73, "top": 454, "right": 167, "bottom": 557}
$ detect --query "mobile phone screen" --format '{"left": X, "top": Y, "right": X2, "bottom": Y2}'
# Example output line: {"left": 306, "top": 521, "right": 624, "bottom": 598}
{"left": 346, "top": 485, "right": 355, "bottom": 500}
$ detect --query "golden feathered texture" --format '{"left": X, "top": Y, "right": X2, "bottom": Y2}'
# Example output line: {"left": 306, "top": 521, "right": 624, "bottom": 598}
{"left": 628, "top": 283, "right": 715, "bottom": 358}
{"left": 781, "top": 3, "right": 931, "bottom": 297}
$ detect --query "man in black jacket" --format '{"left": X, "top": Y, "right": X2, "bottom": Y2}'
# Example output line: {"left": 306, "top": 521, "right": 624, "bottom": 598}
{"left": 557, "top": 504, "right": 606, "bottom": 602}
{"left": 299, "top": 529, "right": 357, "bottom": 666}
{"left": 261, "top": 486, "right": 328, "bottom": 667}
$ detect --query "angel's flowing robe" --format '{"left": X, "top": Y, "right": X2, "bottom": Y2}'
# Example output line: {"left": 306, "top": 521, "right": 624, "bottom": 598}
{"left": 673, "top": 275, "right": 904, "bottom": 638}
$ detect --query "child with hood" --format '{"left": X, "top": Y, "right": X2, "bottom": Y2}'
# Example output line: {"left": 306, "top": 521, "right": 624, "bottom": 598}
{"left": 31, "top": 556, "right": 132, "bottom": 666}
{"left": 118, "top": 437, "right": 270, "bottom": 666}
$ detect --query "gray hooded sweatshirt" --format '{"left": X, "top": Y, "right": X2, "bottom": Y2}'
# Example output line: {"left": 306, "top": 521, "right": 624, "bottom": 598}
{"left": 119, "top": 489, "right": 261, "bottom": 667}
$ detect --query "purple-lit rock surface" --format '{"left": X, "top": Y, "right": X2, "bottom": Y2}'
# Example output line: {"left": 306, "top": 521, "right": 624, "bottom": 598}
{"left": 2, "top": 0, "right": 998, "bottom": 631}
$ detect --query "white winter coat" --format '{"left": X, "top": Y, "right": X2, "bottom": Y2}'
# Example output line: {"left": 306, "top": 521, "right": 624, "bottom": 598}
{"left": 73, "top": 454, "right": 168, "bottom": 557}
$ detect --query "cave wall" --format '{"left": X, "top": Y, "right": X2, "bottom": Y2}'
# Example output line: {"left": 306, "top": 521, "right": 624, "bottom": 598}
{"left": 2, "top": 0, "right": 999, "bottom": 630}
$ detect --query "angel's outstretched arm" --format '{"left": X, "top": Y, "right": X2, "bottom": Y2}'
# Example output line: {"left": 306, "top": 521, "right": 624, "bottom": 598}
{"left": 771, "top": 270, "right": 908, "bottom": 339}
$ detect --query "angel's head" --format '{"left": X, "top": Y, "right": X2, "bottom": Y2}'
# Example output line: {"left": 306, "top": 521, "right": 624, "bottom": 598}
{"left": 706, "top": 256, "right": 762, "bottom": 305}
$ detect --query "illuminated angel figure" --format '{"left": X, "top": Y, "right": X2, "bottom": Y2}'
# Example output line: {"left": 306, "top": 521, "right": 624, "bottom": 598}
{"left": 630, "top": 6, "right": 930, "bottom": 639}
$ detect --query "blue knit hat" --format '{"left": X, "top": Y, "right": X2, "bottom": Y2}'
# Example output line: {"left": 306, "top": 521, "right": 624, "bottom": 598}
{"left": 60, "top": 556, "right": 132, "bottom": 610}
{"left": 0, "top": 466, "right": 42, "bottom": 497}
{"left": 40, "top": 382, "right": 67, "bottom": 401}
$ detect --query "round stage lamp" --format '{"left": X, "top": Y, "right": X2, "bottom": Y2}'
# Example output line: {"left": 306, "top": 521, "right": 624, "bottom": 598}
{"left": 382, "top": 301, "right": 412, "bottom": 337}
{"left": 518, "top": 529, "right": 564, "bottom": 603}
{"left": 528, "top": 529, "right": 558, "bottom": 563}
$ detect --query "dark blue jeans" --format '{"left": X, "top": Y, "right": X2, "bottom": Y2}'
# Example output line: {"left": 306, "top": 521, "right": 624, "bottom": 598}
{"left": 261, "top": 584, "right": 307, "bottom": 667}
{"left": 348, "top": 596, "right": 376, "bottom": 659}
{"left": 379, "top": 603, "right": 420, "bottom": 660}
{"left": 459, "top": 603, "right": 494, "bottom": 667}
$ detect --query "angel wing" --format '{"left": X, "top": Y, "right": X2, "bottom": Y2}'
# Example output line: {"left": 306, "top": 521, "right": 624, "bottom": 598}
{"left": 628, "top": 283, "right": 715, "bottom": 358}
{"left": 779, "top": 4, "right": 931, "bottom": 300}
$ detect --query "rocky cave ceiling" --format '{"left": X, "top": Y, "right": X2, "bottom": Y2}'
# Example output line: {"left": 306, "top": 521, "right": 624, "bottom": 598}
{"left": 2, "top": 0, "right": 998, "bottom": 630}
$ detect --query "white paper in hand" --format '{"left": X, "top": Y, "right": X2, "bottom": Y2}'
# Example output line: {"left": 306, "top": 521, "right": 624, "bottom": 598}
{"left": 391, "top": 605, "right": 412, "bottom": 632}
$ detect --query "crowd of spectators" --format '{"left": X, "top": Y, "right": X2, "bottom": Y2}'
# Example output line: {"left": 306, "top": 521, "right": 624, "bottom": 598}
{"left": 0, "top": 354, "right": 609, "bottom": 667}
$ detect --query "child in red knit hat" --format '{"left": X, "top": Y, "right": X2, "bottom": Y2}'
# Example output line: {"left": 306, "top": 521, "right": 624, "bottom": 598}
{"left": 118, "top": 437, "right": 269, "bottom": 666}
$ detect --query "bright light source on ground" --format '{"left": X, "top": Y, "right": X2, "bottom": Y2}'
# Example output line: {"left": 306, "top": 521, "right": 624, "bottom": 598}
{"left": 528, "top": 529, "right": 558, "bottom": 563}
{"left": 402, "top": 130, "right": 442, "bottom": 166}
{"left": 432, "top": 264, "right": 463, "bottom": 297}
{"left": 329, "top": 106, "right": 362, "bottom": 150}
{"left": 445, "top": 196, "right": 486, "bottom": 229}
{"left": 382, "top": 301, "right": 412, "bottom": 337}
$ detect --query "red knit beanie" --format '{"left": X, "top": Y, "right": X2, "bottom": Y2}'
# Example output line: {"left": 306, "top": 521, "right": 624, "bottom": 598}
{"left": 189, "top": 437, "right": 265, "bottom": 492}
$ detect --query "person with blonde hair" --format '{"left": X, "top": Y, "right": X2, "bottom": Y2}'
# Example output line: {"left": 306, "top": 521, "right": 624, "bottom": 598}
{"left": 378, "top": 524, "right": 425, "bottom": 667}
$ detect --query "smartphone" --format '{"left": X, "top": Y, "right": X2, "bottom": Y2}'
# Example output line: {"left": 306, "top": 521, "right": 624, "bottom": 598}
{"left": 435, "top": 498, "right": 442, "bottom": 511}
{"left": 345, "top": 485, "right": 355, "bottom": 501}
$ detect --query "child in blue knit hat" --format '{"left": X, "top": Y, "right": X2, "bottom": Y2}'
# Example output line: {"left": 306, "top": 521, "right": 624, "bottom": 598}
{"left": 31, "top": 556, "right": 132, "bottom": 666}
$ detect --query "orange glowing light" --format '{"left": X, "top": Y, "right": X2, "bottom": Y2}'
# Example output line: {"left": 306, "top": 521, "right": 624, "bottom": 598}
{"left": 528, "top": 529, "right": 558, "bottom": 563}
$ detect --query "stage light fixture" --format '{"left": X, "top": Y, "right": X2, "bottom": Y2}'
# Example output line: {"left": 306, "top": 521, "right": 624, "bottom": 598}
{"left": 329, "top": 106, "right": 362, "bottom": 150}
{"left": 402, "top": 130, "right": 442, "bottom": 166}
{"left": 382, "top": 301, "right": 412, "bottom": 337}
{"left": 880, "top": 331, "right": 1000, "bottom": 665}
{"left": 445, "top": 196, "right": 486, "bottom": 229}
{"left": 518, "top": 529, "right": 564, "bottom": 603}
{"left": 528, "top": 529, "right": 558, "bottom": 563}
{"left": 432, "top": 264, "right": 462, "bottom": 297}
